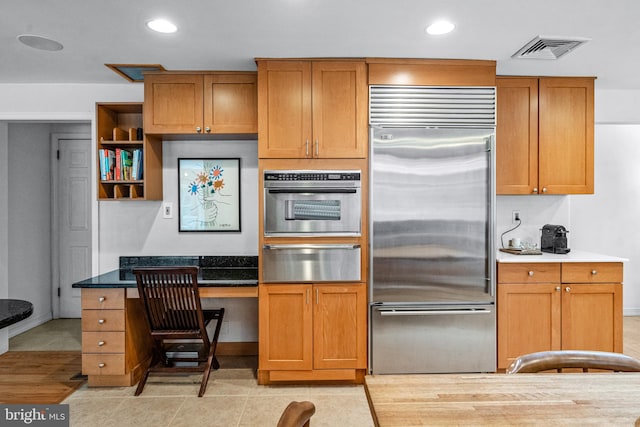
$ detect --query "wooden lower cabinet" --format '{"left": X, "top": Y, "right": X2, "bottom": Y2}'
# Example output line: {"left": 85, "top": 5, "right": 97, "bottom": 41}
{"left": 81, "top": 289, "right": 152, "bottom": 386}
{"left": 258, "top": 283, "right": 367, "bottom": 384}
{"left": 497, "top": 262, "right": 623, "bottom": 370}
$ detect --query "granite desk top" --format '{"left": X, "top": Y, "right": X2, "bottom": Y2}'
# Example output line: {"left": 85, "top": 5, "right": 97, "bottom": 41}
{"left": 0, "top": 299, "right": 33, "bottom": 329}
{"left": 72, "top": 255, "right": 258, "bottom": 289}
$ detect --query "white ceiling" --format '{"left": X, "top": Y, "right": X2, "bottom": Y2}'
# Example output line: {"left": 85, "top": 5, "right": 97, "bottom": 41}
{"left": 2, "top": 0, "right": 638, "bottom": 90}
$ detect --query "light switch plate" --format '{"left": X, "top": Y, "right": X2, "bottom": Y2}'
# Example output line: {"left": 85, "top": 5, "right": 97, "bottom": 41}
{"left": 163, "top": 202, "right": 173, "bottom": 219}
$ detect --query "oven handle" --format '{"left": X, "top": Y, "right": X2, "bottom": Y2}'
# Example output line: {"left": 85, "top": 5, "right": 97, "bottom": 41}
{"left": 263, "top": 244, "right": 360, "bottom": 250}
{"left": 377, "top": 308, "right": 492, "bottom": 316}
{"left": 267, "top": 189, "right": 357, "bottom": 194}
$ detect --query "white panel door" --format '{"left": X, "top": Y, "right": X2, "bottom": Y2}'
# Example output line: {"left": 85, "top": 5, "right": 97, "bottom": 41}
{"left": 58, "top": 138, "right": 91, "bottom": 318}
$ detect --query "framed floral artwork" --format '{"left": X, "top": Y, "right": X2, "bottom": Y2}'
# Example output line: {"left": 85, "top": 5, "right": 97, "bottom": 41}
{"left": 178, "top": 158, "right": 241, "bottom": 232}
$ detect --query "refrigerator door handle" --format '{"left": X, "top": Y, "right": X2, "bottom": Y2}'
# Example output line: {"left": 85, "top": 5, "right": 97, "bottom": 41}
{"left": 377, "top": 309, "right": 493, "bottom": 316}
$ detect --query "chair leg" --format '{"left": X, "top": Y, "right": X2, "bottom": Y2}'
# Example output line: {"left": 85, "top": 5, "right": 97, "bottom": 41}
{"left": 135, "top": 348, "right": 161, "bottom": 396}
{"left": 198, "top": 308, "right": 225, "bottom": 397}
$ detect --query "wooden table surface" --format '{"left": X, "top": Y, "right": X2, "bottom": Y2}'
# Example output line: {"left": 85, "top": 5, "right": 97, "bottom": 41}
{"left": 365, "top": 373, "right": 640, "bottom": 426}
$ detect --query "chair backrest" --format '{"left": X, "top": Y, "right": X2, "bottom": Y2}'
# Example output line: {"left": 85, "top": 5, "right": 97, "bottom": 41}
{"left": 133, "top": 266, "right": 209, "bottom": 342}
{"left": 277, "top": 401, "right": 316, "bottom": 427}
{"left": 507, "top": 350, "right": 640, "bottom": 374}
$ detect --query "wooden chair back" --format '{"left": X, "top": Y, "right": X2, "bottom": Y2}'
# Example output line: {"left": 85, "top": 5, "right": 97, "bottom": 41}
{"left": 134, "top": 266, "right": 209, "bottom": 343}
{"left": 507, "top": 350, "right": 640, "bottom": 374}
{"left": 277, "top": 401, "right": 316, "bottom": 427}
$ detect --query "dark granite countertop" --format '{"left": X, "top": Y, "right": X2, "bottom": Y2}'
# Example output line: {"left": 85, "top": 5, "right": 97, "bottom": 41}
{"left": 73, "top": 255, "right": 258, "bottom": 289}
{"left": 0, "top": 299, "right": 33, "bottom": 329}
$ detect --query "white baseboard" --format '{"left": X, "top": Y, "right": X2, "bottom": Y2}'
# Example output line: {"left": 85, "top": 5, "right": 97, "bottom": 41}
{"left": 8, "top": 312, "right": 52, "bottom": 338}
{"left": 624, "top": 308, "right": 640, "bottom": 316}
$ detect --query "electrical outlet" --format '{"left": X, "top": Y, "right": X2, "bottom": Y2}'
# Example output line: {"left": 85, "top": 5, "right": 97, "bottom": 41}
{"left": 163, "top": 202, "right": 173, "bottom": 219}
{"left": 512, "top": 210, "right": 521, "bottom": 224}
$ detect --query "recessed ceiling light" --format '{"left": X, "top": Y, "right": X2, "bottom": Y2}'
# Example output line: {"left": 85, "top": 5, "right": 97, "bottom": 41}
{"left": 17, "top": 34, "right": 63, "bottom": 51}
{"left": 426, "top": 20, "right": 455, "bottom": 35}
{"left": 146, "top": 19, "right": 178, "bottom": 34}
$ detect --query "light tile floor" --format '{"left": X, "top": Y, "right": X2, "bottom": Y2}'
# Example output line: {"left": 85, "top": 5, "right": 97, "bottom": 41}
{"left": 10, "top": 319, "right": 375, "bottom": 427}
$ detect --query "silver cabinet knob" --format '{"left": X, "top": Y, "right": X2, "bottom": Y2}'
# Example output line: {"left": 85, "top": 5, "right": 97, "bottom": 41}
{"left": 98, "top": 319, "right": 105, "bottom": 324}
{"left": 205, "top": 127, "right": 211, "bottom": 133}
{"left": 98, "top": 296, "right": 105, "bottom": 303}
{"left": 98, "top": 341, "right": 105, "bottom": 346}
{"left": 528, "top": 271, "right": 534, "bottom": 277}
{"left": 314, "top": 139, "right": 319, "bottom": 157}
{"left": 98, "top": 363, "right": 105, "bottom": 368}
{"left": 542, "top": 187, "right": 548, "bottom": 193}
{"left": 591, "top": 270, "right": 598, "bottom": 275}
{"left": 565, "top": 287, "right": 571, "bottom": 292}
{"left": 305, "top": 139, "right": 310, "bottom": 157}
{"left": 555, "top": 286, "right": 561, "bottom": 291}
{"left": 533, "top": 188, "right": 538, "bottom": 194}
{"left": 196, "top": 126, "right": 202, "bottom": 133}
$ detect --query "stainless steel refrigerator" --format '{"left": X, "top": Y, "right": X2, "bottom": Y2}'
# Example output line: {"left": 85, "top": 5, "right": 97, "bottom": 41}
{"left": 368, "top": 86, "right": 496, "bottom": 374}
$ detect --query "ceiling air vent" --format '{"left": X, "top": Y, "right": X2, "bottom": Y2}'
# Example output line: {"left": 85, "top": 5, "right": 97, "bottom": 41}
{"left": 512, "top": 36, "right": 590, "bottom": 60}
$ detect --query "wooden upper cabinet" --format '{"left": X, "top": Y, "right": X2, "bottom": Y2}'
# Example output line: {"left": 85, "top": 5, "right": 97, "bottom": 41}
{"left": 496, "top": 78, "right": 539, "bottom": 195}
{"left": 538, "top": 77, "right": 594, "bottom": 194}
{"left": 257, "top": 59, "right": 367, "bottom": 159}
{"left": 496, "top": 76, "right": 594, "bottom": 195}
{"left": 144, "top": 72, "right": 257, "bottom": 135}
{"left": 204, "top": 73, "right": 258, "bottom": 134}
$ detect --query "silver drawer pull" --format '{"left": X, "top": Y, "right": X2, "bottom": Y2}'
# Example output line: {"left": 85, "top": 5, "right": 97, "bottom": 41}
{"left": 98, "top": 341, "right": 105, "bottom": 346}
{"left": 98, "top": 363, "right": 105, "bottom": 368}
{"left": 565, "top": 287, "right": 571, "bottom": 292}
{"left": 98, "top": 319, "right": 105, "bottom": 324}
{"left": 591, "top": 270, "right": 597, "bottom": 275}
{"left": 98, "top": 296, "right": 105, "bottom": 303}
{"left": 263, "top": 244, "right": 360, "bottom": 250}
{"left": 528, "top": 271, "right": 534, "bottom": 277}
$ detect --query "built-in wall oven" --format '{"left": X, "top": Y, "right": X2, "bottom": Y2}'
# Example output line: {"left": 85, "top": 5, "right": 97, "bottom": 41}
{"left": 262, "top": 170, "right": 362, "bottom": 283}
{"left": 263, "top": 170, "right": 361, "bottom": 237}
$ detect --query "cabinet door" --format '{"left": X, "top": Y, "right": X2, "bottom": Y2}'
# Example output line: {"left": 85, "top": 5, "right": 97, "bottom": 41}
{"left": 313, "top": 284, "right": 367, "bottom": 370}
{"left": 497, "top": 283, "right": 561, "bottom": 369}
{"left": 258, "top": 284, "right": 313, "bottom": 370}
{"left": 311, "top": 62, "right": 367, "bottom": 158}
{"left": 144, "top": 74, "right": 204, "bottom": 134}
{"left": 538, "top": 77, "right": 594, "bottom": 194}
{"left": 257, "top": 61, "right": 312, "bottom": 158}
{"left": 561, "top": 283, "right": 622, "bottom": 352}
{"left": 496, "top": 78, "right": 539, "bottom": 195}
{"left": 204, "top": 73, "right": 257, "bottom": 134}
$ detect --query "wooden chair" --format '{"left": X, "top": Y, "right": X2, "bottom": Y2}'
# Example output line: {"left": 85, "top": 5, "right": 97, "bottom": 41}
{"left": 277, "top": 401, "right": 316, "bottom": 427}
{"left": 506, "top": 350, "right": 640, "bottom": 374}
{"left": 133, "top": 266, "right": 225, "bottom": 397}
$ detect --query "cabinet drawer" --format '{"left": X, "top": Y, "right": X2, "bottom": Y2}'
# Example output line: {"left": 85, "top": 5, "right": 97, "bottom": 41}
{"left": 562, "top": 262, "right": 623, "bottom": 283}
{"left": 82, "top": 332, "right": 125, "bottom": 353}
{"left": 82, "top": 309, "right": 125, "bottom": 331}
{"left": 498, "top": 263, "right": 560, "bottom": 283}
{"left": 82, "top": 353, "right": 125, "bottom": 375}
{"left": 81, "top": 288, "right": 125, "bottom": 309}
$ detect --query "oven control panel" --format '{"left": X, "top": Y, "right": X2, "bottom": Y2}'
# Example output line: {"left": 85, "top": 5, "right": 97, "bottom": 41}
{"left": 264, "top": 170, "right": 360, "bottom": 182}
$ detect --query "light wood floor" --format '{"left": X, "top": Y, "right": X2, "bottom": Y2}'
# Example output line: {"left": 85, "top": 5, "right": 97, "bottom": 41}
{"left": 624, "top": 316, "right": 640, "bottom": 359}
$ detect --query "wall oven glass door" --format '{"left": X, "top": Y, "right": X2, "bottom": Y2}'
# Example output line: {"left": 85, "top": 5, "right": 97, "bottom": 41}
{"left": 263, "top": 170, "right": 361, "bottom": 236}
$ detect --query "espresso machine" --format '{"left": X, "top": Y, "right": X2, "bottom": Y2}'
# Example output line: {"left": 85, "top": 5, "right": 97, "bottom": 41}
{"left": 541, "top": 224, "right": 570, "bottom": 254}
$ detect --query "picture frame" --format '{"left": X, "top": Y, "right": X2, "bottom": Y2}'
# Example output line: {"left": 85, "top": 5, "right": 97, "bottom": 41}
{"left": 178, "top": 158, "right": 241, "bottom": 232}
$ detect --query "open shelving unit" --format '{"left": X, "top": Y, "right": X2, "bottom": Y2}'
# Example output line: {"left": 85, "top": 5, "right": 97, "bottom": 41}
{"left": 96, "top": 103, "right": 162, "bottom": 200}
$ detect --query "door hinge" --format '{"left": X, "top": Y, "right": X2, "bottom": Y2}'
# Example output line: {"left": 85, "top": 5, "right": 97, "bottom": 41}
{"left": 57, "top": 150, "right": 60, "bottom": 159}
{"left": 57, "top": 287, "right": 61, "bottom": 297}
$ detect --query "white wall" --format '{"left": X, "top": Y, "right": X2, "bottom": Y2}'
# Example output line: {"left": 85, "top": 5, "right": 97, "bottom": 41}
{"left": 98, "top": 139, "right": 260, "bottom": 342}
{"left": 0, "top": 122, "right": 8, "bottom": 353}
{"left": 7, "top": 124, "right": 55, "bottom": 330}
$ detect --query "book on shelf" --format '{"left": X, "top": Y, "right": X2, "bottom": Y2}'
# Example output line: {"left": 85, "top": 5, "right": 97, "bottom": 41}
{"left": 107, "top": 149, "right": 115, "bottom": 180}
{"left": 121, "top": 149, "right": 133, "bottom": 180}
{"left": 136, "top": 127, "right": 143, "bottom": 140}
{"left": 132, "top": 149, "right": 143, "bottom": 180}
{"left": 115, "top": 148, "right": 121, "bottom": 180}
